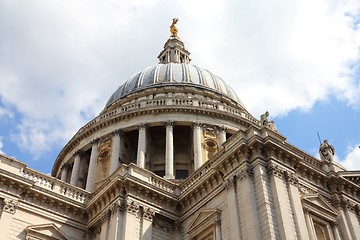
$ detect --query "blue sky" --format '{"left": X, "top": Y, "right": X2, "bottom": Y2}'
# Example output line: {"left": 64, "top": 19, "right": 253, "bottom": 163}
{"left": 0, "top": 0, "right": 359, "bottom": 174}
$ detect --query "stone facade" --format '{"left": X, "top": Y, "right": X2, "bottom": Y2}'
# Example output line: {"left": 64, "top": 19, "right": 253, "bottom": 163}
{"left": 1, "top": 30, "right": 360, "bottom": 240}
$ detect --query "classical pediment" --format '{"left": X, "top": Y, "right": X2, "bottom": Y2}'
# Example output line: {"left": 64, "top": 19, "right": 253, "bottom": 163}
{"left": 188, "top": 209, "right": 220, "bottom": 236}
{"left": 25, "top": 223, "right": 69, "bottom": 240}
{"left": 302, "top": 194, "right": 338, "bottom": 220}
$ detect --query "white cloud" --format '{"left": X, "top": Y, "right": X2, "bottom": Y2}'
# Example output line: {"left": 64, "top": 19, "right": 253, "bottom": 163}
{"left": 0, "top": 0, "right": 359, "bottom": 159}
{"left": 339, "top": 145, "right": 360, "bottom": 170}
{"left": 0, "top": 106, "right": 13, "bottom": 119}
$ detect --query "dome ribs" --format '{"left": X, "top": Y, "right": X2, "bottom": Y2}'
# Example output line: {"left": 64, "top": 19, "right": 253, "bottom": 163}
{"left": 105, "top": 64, "right": 243, "bottom": 108}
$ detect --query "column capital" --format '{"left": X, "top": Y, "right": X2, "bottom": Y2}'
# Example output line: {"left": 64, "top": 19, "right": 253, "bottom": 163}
{"left": 91, "top": 138, "right": 100, "bottom": 145}
{"left": 61, "top": 164, "right": 69, "bottom": 170}
{"left": 285, "top": 172, "right": 298, "bottom": 186}
{"left": 137, "top": 122, "right": 147, "bottom": 129}
{"left": 112, "top": 129, "right": 124, "bottom": 136}
{"left": 100, "top": 210, "right": 111, "bottom": 223}
{"left": 143, "top": 206, "right": 156, "bottom": 222}
{"left": 267, "top": 163, "right": 284, "bottom": 179}
{"left": 73, "top": 149, "right": 82, "bottom": 157}
{"left": 164, "top": 121, "right": 174, "bottom": 127}
{"left": 192, "top": 122, "right": 202, "bottom": 128}
{"left": 3, "top": 199, "right": 18, "bottom": 214}
{"left": 218, "top": 125, "right": 227, "bottom": 132}
{"left": 223, "top": 178, "right": 235, "bottom": 190}
{"left": 331, "top": 220, "right": 339, "bottom": 227}
{"left": 125, "top": 200, "right": 140, "bottom": 216}
{"left": 111, "top": 199, "right": 126, "bottom": 214}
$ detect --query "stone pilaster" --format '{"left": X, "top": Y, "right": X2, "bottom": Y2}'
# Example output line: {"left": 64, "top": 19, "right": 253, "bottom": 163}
{"left": 99, "top": 211, "right": 111, "bottom": 240}
{"left": 108, "top": 200, "right": 126, "bottom": 240}
{"left": 86, "top": 139, "right": 100, "bottom": 192}
{"left": 331, "top": 221, "right": 341, "bottom": 240}
{"left": 137, "top": 123, "right": 147, "bottom": 168}
{"left": 165, "top": 121, "right": 174, "bottom": 179}
{"left": 142, "top": 206, "right": 155, "bottom": 240}
{"left": 215, "top": 218, "right": 222, "bottom": 240}
{"left": 268, "top": 163, "right": 297, "bottom": 240}
{"left": 123, "top": 200, "right": 141, "bottom": 239}
{"left": 253, "top": 161, "right": 279, "bottom": 239}
{"left": 235, "top": 166, "right": 261, "bottom": 240}
{"left": 193, "top": 122, "right": 202, "bottom": 170}
{"left": 223, "top": 177, "right": 242, "bottom": 240}
{"left": 285, "top": 172, "right": 309, "bottom": 240}
{"left": 70, "top": 150, "right": 82, "bottom": 186}
{"left": 342, "top": 198, "right": 359, "bottom": 239}
{"left": 0, "top": 199, "right": 18, "bottom": 239}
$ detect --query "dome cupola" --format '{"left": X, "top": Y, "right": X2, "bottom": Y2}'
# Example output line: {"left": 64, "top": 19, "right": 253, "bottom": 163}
{"left": 105, "top": 19, "right": 244, "bottom": 109}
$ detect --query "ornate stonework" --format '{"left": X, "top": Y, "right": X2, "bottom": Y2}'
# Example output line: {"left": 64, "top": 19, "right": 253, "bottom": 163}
{"left": 3, "top": 199, "right": 18, "bottom": 214}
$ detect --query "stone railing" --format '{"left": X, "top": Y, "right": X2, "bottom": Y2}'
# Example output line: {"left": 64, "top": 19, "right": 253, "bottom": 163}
{"left": 78, "top": 94, "right": 258, "bottom": 133}
{"left": 21, "top": 168, "right": 89, "bottom": 204}
{"left": 149, "top": 175, "right": 175, "bottom": 193}
{"left": 119, "top": 163, "right": 176, "bottom": 194}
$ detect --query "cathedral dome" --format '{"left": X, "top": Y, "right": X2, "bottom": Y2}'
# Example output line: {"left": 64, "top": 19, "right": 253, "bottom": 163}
{"left": 105, "top": 63, "right": 244, "bottom": 108}
{"left": 52, "top": 25, "right": 258, "bottom": 188}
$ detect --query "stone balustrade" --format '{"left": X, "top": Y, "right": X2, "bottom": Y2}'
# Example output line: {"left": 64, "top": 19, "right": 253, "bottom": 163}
{"left": 149, "top": 175, "right": 175, "bottom": 193}
{"left": 78, "top": 94, "right": 258, "bottom": 134}
{"left": 22, "top": 168, "right": 89, "bottom": 203}
{"left": 118, "top": 163, "right": 176, "bottom": 194}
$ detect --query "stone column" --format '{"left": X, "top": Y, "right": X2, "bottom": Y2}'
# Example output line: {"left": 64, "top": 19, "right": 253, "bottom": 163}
{"left": 193, "top": 122, "right": 202, "bottom": 170}
{"left": 110, "top": 130, "right": 122, "bottom": 175}
{"left": 165, "top": 121, "right": 174, "bottom": 179}
{"left": 70, "top": 150, "right": 81, "bottom": 186}
{"left": 219, "top": 126, "right": 227, "bottom": 145}
{"left": 86, "top": 139, "right": 99, "bottom": 192}
{"left": 60, "top": 164, "right": 69, "bottom": 182}
{"left": 137, "top": 123, "right": 146, "bottom": 168}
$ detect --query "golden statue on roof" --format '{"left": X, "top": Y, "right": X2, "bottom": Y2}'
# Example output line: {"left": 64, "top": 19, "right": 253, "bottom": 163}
{"left": 170, "top": 18, "right": 178, "bottom": 37}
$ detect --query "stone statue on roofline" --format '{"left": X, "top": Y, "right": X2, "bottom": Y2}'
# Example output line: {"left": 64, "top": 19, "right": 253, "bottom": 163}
{"left": 260, "top": 111, "right": 278, "bottom": 132}
{"left": 319, "top": 139, "right": 335, "bottom": 162}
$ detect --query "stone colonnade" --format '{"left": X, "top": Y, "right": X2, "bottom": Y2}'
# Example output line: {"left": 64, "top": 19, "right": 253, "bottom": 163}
{"left": 61, "top": 122, "right": 227, "bottom": 191}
